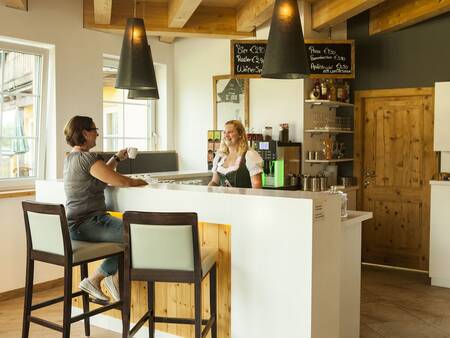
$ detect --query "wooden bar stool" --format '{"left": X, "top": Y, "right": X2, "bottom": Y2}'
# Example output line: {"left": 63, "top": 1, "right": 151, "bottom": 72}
{"left": 122, "top": 211, "right": 218, "bottom": 338}
{"left": 21, "top": 201, "right": 127, "bottom": 338}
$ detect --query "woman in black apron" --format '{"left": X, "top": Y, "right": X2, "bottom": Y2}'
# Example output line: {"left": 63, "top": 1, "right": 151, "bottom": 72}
{"left": 208, "top": 120, "right": 263, "bottom": 188}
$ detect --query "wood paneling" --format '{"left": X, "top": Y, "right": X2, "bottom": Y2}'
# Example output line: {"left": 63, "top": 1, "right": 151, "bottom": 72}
{"left": 84, "top": 0, "right": 255, "bottom": 39}
{"left": 369, "top": 0, "right": 450, "bottom": 35}
{"left": 168, "top": 0, "right": 202, "bottom": 28}
{"left": 236, "top": 0, "right": 275, "bottom": 32}
{"left": 312, "top": 0, "right": 385, "bottom": 31}
{"left": 354, "top": 87, "right": 437, "bottom": 270}
{"left": 93, "top": 0, "right": 112, "bottom": 24}
{"left": 72, "top": 221, "right": 231, "bottom": 338}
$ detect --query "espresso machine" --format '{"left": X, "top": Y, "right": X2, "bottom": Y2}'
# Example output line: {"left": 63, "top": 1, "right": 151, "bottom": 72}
{"left": 254, "top": 141, "right": 302, "bottom": 188}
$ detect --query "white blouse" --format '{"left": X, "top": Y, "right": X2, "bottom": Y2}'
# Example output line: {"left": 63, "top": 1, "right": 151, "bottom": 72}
{"left": 212, "top": 149, "right": 263, "bottom": 176}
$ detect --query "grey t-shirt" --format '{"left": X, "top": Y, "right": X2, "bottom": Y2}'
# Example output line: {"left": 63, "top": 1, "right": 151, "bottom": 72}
{"left": 63, "top": 152, "right": 107, "bottom": 225}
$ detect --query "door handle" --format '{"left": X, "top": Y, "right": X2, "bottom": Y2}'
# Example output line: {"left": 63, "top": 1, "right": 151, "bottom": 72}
{"left": 364, "top": 180, "right": 371, "bottom": 188}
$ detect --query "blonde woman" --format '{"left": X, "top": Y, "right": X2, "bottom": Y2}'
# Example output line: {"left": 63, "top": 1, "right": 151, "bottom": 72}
{"left": 208, "top": 120, "right": 263, "bottom": 188}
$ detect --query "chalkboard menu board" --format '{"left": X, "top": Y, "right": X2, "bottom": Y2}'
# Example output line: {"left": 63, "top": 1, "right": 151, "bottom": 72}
{"left": 230, "top": 39, "right": 354, "bottom": 79}
{"left": 304, "top": 40, "right": 355, "bottom": 78}
{"left": 230, "top": 40, "right": 267, "bottom": 78}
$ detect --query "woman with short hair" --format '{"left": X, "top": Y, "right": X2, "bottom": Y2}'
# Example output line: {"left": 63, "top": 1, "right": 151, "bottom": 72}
{"left": 208, "top": 119, "right": 263, "bottom": 188}
{"left": 63, "top": 115, "right": 147, "bottom": 302}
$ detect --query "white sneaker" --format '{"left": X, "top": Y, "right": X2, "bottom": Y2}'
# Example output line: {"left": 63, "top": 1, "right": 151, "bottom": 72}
{"left": 103, "top": 275, "right": 120, "bottom": 302}
{"left": 79, "top": 278, "right": 110, "bottom": 302}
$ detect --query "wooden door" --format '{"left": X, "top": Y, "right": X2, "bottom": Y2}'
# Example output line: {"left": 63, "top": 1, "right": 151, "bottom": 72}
{"left": 354, "top": 88, "right": 437, "bottom": 270}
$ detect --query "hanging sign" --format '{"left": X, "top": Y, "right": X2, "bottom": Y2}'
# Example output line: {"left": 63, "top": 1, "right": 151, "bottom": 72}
{"left": 304, "top": 39, "right": 355, "bottom": 79}
{"left": 230, "top": 40, "right": 267, "bottom": 78}
{"left": 230, "top": 39, "right": 355, "bottom": 79}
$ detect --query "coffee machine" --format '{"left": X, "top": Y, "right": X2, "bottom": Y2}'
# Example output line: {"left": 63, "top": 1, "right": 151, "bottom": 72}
{"left": 254, "top": 141, "right": 302, "bottom": 188}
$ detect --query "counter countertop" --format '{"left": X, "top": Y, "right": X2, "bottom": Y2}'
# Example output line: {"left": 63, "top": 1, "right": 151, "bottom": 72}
{"left": 342, "top": 211, "right": 372, "bottom": 226}
{"left": 128, "top": 170, "right": 212, "bottom": 180}
{"left": 430, "top": 180, "right": 450, "bottom": 186}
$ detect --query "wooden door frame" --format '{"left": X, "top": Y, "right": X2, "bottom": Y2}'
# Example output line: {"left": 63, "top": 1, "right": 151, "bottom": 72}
{"left": 353, "top": 87, "right": 435, "bottom": 210}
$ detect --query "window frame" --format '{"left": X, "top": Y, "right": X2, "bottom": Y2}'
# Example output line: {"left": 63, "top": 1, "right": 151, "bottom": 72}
{"left": 102, "top": 55, "right": 157, "bottom": 152}
{"left": 0, "top": 41, "right": 49, "bottom": 191}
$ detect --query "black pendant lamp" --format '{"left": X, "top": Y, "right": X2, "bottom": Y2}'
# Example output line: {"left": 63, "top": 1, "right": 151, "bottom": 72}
{"left": 115, "top": 17, "right": 157, "bottom": 89}
{"left": 261, "top": 0, "right": 310, "bottom": 79}
{"left": 128, "top": 45, "right": 159, "bottom": 100}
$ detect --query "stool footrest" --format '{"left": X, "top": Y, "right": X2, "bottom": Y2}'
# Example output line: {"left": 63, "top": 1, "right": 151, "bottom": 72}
{"left": 70, "top": 300, "right": 123, "bottom": 323}
{"left": 30, "top": 291, "right": 84, "bottom": 311}
{"left": 30, "top": 316, "right": 63, "bottom": 332}
{"left": 154, "top": 316, "right": 209, "bottom": 325}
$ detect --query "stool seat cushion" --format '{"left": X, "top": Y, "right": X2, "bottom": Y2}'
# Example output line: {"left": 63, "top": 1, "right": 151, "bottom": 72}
{"left": 72, "top": 240, "right": 124, "bottom": 263}
{"left": 201, "top": 247, "right": 218, "bottom": 277}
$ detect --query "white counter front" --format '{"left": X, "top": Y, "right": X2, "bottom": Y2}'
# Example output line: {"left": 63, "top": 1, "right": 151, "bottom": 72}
{"left": 36, "top": 180, "right": 371, "bottom": 338}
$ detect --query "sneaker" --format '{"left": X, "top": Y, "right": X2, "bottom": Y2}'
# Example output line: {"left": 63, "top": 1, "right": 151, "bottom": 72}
{"left": 103, "top": 275, "right": 120, "bottom": 302}
{"left": 79, "top": 278, "right": 110, "bottom": 302}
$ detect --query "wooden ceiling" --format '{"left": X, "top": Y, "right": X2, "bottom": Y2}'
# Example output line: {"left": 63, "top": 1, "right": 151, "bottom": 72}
{"left": 6, "top": 0, "right": 450, "bottom": 43}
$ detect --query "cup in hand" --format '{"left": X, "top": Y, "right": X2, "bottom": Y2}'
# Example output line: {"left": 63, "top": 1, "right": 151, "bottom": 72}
{"left": 127, "top": 147, "right": 138, "bottom": 159}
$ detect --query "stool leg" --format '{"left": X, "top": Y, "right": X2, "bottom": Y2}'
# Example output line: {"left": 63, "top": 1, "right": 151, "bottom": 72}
{"left": 21, "top": 256, "right": 34, "bottom": 338}
{"left": 147, "top": 281, "right": 155, "bottom": 338}
{"left": 121, "top": 253, "right": 131, "bottom": 338}
{"left": 194, "top": 282, "right": 202, "bottom": 338}
{"left": 80, "top": 263, "right": 90, "bottom": 336}
{"left": 63, "top": 265, "right": 72, "bottom": 338}
{"left": 210, "top": 264, "right": 217, "bottom": 338}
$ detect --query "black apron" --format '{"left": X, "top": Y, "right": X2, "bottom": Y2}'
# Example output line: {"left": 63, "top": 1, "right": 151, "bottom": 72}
{"left": 217, "top": 152, "right": 252, "bottom": 188}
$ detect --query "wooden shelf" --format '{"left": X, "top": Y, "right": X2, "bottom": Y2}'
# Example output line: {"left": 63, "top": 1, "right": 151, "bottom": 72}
{"left": 305, "top": 129, "right": 354, "bottom": 134}
{"left": 305, "top": 158, "right": 354, "bottom": 164}
{"left": 305, "top": 99, "right": 354, "bottom": 108}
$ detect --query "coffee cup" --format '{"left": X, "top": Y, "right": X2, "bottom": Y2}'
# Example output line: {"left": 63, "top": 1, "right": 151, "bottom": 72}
{"left": 127, "top": 147, "right": 138, "bottom": 159}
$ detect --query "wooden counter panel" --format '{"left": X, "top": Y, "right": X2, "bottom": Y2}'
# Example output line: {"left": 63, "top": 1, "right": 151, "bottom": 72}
{"left": 72, "top": 221, "right": 231, "bottom": 338}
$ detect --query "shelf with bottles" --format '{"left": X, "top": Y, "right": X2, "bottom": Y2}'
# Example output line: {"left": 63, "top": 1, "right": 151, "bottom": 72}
{"left": 308, "top": 78, "right": 352, "bottom": 104}
{"left": 305, "top": 158, "right": 354, "bottom": 164}
{"left": 305, "top": 129, "right": 354, "bottom": 135}
{"left": 305, "top": 99, "right": 354, "bottom": 108}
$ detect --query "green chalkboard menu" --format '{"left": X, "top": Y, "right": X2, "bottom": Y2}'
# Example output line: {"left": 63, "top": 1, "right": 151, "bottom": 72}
{"left": 230, "top": 39, "right": 355, "bottom": 79}
{"left": 305, "top": 39, "right": 355, "bottom": 79}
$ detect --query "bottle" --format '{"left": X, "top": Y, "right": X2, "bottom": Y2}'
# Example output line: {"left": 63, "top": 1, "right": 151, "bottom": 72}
{"left": 310, "top": 79, "right": 321, "bottom": 100}
{"left": 320, "top": 79, "right": 328, "bottom": 100}
{"left": 336, "top": 79, "right": 344, "bottom": 102}
{"left": 344, "top": 81, "right": 351, "bottom": 103}
{"left": 328, "top": 79, "right": 337, "bottom": 101}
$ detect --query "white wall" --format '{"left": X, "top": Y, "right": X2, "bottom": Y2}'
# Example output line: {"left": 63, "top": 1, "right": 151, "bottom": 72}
{"left": 0, "top": 0, "right": 174, "bottom": 179}
{"left": 173, "top": 1, "right": 346, "bottom": 171}
{"left": 0, "top": 195, "right": 63, "bottom": 293}
{"left": 0, "top": 0, "right": 175, "bottom": 291}
{"left": 174, "top": 26, "right": 305, "bottom": 171}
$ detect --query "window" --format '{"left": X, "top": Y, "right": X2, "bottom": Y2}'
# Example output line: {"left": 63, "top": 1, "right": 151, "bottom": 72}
{"left": 102, "top": 58, "right": 156, "bottom": 151}
{"left": 0, "top": 48, "right": 43, "bottom": 183}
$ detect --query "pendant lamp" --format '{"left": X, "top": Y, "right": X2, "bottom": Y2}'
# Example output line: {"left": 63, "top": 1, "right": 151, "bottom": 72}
{"left": 128, "top": 45, "right": 159, "bottom": 100}
{"left": 115, "top": 17, "right": 157, "bottom": 89}
{"left": 128, "top": 87, "right": 159, "bottom": 100}
{"left": 261, "top": 0, "right": 310, "bottom": 79}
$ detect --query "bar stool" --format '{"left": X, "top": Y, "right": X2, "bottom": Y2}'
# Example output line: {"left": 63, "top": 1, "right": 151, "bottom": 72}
{"left": 122, "top": 211, "right": 218, "bottom": 338}
{"left": 21, "top": 201, "right": 127, "bottom": 338}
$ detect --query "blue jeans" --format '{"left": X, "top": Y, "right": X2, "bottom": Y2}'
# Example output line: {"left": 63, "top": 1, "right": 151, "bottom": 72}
{"left": 69, "top": 214, "right": 123, "bottom": 276}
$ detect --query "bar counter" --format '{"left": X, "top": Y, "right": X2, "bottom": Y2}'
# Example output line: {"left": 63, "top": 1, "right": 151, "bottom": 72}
{"left": 36, "top": 175, "right": 371, "bottom": 338}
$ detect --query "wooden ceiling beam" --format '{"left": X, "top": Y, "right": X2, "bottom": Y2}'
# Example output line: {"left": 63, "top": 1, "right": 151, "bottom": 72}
{"left": 369, "top": 0, "right": 450, "bottom": 35}
{"left": 93, "top": 0, "right": 112, "bottom": 24}
{"left": 168, "top": 0, "right": 202, "bottom": 28}
{"left": 312, "top": 0, "right": 385, "bottom": 31}
{"left": 159, "top": 36, "right": 176, "bottom": 43}
{"left": 5, "top": 0, "right": 28, "bottom": 11}
{"left": 84, "top": 0, "right": 255, "bottom": 39}
{"left": 236, "top": 0, "right": 275, "bottom": 32}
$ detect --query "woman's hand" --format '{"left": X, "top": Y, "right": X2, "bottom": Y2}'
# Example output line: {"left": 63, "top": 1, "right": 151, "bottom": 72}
{"left": 130, "top": 178, "right": 148, "bottom": 187}
{"left": 116, "top": 148, "right": 128, "bottom": 161}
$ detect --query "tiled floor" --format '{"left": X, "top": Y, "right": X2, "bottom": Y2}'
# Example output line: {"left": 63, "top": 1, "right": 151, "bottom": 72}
{"left": 2, "top": 265, "right": 450, "bottom": 337}
{"left": 361, "top": 264, "right": 450, "bottom": 337}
